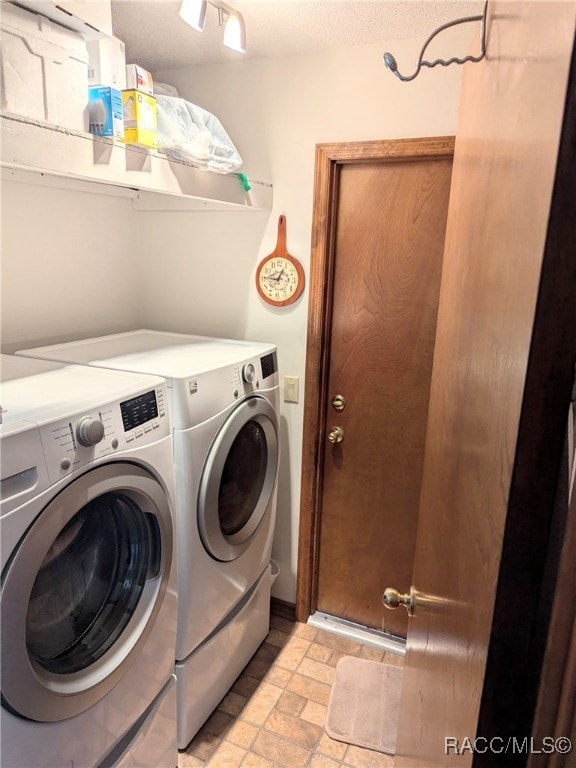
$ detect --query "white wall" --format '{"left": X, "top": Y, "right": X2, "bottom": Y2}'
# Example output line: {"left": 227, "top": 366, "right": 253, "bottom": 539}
{"left": 1, "top": 179, "right": 142, "bottom": 352}
{"left": 147, "top": 34, "right": 472, "bottom": 603}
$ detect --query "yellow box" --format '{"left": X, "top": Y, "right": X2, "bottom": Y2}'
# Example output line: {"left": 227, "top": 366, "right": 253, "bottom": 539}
{"left": 121, "top": 89, "right": 158, "bottom": 149}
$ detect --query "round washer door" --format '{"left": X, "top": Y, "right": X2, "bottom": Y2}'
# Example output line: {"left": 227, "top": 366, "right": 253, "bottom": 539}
{"left": 198, "top": 396, "right": 279, "bottom": 562}
{"left": 1, "top": 462, "right": 173, "bottom": 723}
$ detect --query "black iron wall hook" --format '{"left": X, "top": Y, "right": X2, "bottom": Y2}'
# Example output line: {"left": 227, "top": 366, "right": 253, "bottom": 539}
{"left": 383, "top": 0, "right": 488, "bottom": 82}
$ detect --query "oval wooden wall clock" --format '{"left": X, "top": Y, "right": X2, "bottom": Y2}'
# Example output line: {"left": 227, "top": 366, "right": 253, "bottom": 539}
{"left": 256, "top": 215, "right": 305, "bottom": 307}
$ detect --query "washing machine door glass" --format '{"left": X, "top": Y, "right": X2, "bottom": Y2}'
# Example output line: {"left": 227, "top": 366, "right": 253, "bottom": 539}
{"left": 219, "top": 420, "right": 268, "bottom": 536}
{"left": 1, "top": 463, "right": 173, "bottom": 723}
{"left": 199, "top": 396, "right": 278, "bottom": 562}
{"left": 26, "top": 492, "right": 157, "bottom": 675}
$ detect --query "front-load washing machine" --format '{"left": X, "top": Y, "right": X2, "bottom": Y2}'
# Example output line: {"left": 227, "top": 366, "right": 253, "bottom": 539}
{"left": 0, "top": 354, "right": 178, "bottom": 768}
{"left": 17, "top": 330, "right": 280, "bottom": 748}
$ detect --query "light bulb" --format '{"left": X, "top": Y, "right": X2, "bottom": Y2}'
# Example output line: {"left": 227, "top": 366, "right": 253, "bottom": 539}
{"left": 179, "top": 0, "right": 207, "bottom": 32}
{"left": 223, "top": 11, "right": 246, "bottom": 53}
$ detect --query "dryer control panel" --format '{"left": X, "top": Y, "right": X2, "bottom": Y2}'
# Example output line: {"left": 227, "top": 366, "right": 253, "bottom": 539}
{"left": 39, "top": 385, "right": 168, "bottom": 483}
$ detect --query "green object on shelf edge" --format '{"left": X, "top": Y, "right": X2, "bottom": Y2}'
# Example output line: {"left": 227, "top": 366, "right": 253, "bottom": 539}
{"left": 237, "top": 173, "right": 252, "bottom": 192}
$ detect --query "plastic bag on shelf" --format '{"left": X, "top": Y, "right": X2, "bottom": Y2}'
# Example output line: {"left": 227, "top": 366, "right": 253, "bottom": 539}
{"left": 154, "top": 81, "right": 179, "bottom": 97}
{"left": 155, "top": 94, "right": 243, "bottom": 174}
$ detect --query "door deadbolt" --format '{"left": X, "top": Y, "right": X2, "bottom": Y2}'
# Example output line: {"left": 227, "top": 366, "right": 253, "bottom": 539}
{"left": 382, "top": 586, "right": 416, "bottom": 617}
{"left": 327, "top": 426, "right": 344, "bottom": 444}
{"left": 331, "top": 394, "right": 346, "bottom": 411}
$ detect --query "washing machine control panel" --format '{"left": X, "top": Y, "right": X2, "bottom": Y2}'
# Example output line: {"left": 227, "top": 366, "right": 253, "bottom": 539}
{"left": 39, "top": 385, "right": 168, "bottom": 483}
{"left": 173, "top": 349, "right": 278, "bottom": 428}
{"left": 232, "top": 353, "right": 278, "bottom": 392}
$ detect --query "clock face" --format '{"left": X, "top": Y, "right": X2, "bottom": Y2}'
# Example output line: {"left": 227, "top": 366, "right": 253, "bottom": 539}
{"left": 256, "top": 255, "right": 304, "bottom": 306}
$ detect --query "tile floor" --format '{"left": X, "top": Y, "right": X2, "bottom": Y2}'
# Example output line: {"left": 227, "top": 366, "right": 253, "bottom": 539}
{"left": 178, "top": 613, "right": 403, "bottom": 768}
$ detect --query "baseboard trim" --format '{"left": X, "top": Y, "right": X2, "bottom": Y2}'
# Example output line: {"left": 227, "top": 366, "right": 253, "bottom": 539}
{"left": 271, "top": 597, "right": 296, "bottom": 622}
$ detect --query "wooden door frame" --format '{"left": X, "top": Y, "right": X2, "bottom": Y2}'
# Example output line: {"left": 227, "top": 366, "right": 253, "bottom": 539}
{"left": 295, "top": 136, "right": 455, "bottom": 624}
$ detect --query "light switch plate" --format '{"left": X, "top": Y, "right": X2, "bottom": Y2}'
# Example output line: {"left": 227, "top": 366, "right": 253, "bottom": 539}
{"left": 284, "top": 375, "right": 299, "bottom": 403}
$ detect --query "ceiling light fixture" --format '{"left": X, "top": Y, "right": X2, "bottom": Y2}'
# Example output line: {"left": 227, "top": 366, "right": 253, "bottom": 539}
{"left": 179, "top": 0, "right": 246, "bottom": 54}
{"left": 179, "top": 0, "right": 207, "bottom": 32}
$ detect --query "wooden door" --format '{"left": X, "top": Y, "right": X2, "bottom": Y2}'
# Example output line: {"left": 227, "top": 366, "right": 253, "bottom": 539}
{"left": 394, "top": 3, "right": 576, "bottom": 765}
{"left": 296, "top": 138, "right": 454, "bottom": 636}
{"left": 317, "top": 155, "right": 452, "bottom": 637}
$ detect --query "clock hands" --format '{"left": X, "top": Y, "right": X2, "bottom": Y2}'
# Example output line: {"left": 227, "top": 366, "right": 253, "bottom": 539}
{"left": 266, "top": 268, "right": 288, "bottom": 286}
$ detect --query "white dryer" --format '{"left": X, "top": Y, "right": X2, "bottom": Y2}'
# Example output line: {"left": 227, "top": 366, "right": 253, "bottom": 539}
{"left": 17, "top": 330, "right": 280, "bottom": 748}
{"left": 0, "top": 354, "right": 178, "bottom": 768}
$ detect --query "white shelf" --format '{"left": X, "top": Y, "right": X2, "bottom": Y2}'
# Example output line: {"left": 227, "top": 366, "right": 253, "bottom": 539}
{"left": 0, "top": 113, "right": 273, "bottom": 211}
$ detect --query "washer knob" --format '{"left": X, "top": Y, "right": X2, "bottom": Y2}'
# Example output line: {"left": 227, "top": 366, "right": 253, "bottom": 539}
{"left": 77, "top": 417, "right": 105, "bottom": 447}
{"left": 242, "top": 363, "right": 256, "bottom": 383}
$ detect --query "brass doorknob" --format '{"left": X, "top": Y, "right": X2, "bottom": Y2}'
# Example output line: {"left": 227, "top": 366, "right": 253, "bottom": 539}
{"left": 328, "top": 426, "right": 344, "bottom": 444}
{"left": 331, "top": 394, "right": 346, "bottom": 411}
{"left": 382, "top": 586, "right": 415, "bottom": 617}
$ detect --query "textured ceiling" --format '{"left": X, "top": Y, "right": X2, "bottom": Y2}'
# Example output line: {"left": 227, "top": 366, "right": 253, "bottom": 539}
{"left": 111, "top": 0, "right": 483, "bottom": 72}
